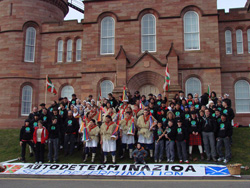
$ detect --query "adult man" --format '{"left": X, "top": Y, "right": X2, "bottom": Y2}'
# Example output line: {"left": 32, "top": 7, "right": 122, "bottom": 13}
{"left": 201, "top": 109, "right": 217, "bottom": 161}
{"left": 108, "top": 93, "right": 118, "bottom": 108}
{"left": 39, "top": 103, "right": 47, "bottom": 115}
{"left": 132, "top": 91, "right": 141, "bottom": 105}
{"left": 28, "top": 107, "right": 39, "bottom": 121}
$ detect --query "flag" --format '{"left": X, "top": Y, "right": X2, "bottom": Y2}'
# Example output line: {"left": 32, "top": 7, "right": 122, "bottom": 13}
{"left": 98, "top": 88, "right": 102, "bottom": 102}
{"left": 163, "top": 65, "right": 170, "bottom": 91}
{"left": 97, "top": 110, "right": 102, "bottom": 122}
{"left": 127, "top": 118, "right": 135, "bottom": 135}
{"left": 81, "top": 120, "right": 89, "bottom": 142}
{"left": 139, "top": 99, "right": 144, "bottom": 109}
{"left": 46, "top": 76, "right": 57, "bottom": 95}
{"left": 111, "top": 125, "right": 119, "bottom": 139}
{"left": 122, "top": 86, "right": 128, "bottom": 101}
{"left": 208, "top": 85, "right": 211, "bottom": 98}
{"left": 149, "top": 114, "right": 153, "bottom": 130}
{"left": 113, "top": 112, "right": 120, "bottom": 125}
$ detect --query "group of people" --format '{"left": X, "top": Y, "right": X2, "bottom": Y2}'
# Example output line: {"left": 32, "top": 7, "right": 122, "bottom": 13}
{"left": 19, "top": 90, "right": 235, "bottom": 165}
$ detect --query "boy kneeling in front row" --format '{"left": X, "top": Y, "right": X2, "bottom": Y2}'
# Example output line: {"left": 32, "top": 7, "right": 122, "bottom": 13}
{"left": 132, "top": 143, "right": 148, "bottom": 164}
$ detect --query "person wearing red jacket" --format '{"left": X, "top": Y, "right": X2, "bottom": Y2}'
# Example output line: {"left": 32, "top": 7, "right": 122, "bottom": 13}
{"left": 33, "top": 120, "right": 48, "bottom": 164}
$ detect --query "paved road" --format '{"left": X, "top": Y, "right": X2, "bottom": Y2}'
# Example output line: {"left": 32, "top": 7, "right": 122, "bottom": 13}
{"left": 1, "top": 178, "right": 250, "bottom": 188}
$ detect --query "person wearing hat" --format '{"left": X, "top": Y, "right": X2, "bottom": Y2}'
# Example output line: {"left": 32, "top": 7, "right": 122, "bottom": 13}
{"left": 83, "top": 119, "right": 100, "bottom": 163}
{"left": 47, "top": 117, "right": 60, "bottom": 163}
{"left": 19, "top": 119, "right": 35, "bottom": 162}
{"left": 175, "top": 119, "right": 189, "bottom": 163}
{"left": 188, "top": 111, "right": 204, "bottom": 160}
{"left": 119, "top": 111, "right": 136, "bottom": 159}
{"left": 137, "top": 109, "right": 157, "bottom": 158}
{"left": 39, "top": 103, "right": 47, "bottom": 115}
{"left": 33, "top": 120, "right": 48, "bottom": 164}
{"left": 100, "top": 115, "right": 118, "bottom": 164}
{"left": 216, "top": 113, "right": 232, "bottom": 163}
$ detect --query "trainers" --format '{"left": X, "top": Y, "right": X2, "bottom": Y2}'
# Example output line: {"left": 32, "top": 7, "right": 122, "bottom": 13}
{"left": 48, "top": 160, "right": 52, "bottom": 163}
{"left": 223, "top": 159, "right": 229, "bottom": 164}
{"left": 39, "top": 161, "right": 42, "bottom": 165}
{"left": 60, "top": 145, "right": 63, "bottom": 149}
{"left": 179, "top": 160, "right": 183, "bottom": 163}
{"left": 53, "top": 160, "right": 57, "bottom": 163}
{"left": 159, "top": 159, "right": 162, "bottom": 163}
{"left": 167, "top": 159, "right": 170, "bottom": 163}
{"left": 154, "top": 160, "right": 157, "bottom": 163}
{"left": 217, "top": 157, "right": 224, "bottom": 162}
{"left": 35, "top": 162, "right": 38, "bottom": 165}
{"left": 143, "top": 161, "right": 146, "bottom": 164}
{"left": 212, "top": 157, "right": 217, "bottom": 162}
{"left": 185, "top": 160, "right": 189, "bottom": 163}
{"left": 170, "top": 160, "right": 174, "bottom": 163}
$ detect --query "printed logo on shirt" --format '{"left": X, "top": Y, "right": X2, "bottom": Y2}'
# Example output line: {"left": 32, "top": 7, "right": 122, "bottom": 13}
{"left": 220, "top": 123, "right": 225, "bottom": 130}
{"left": 191, "top": 120, "right": 196, "bottom": 127}
{"left": 50, "top": 108, "right": 53, "bottom": 112}
{"left": 43, "top": 116, "right": 47, "bottom": 121}
{"left": 110, "top": 101, "right": 113, "bottom": 105}
{"left": 33, "top": 122, "right": 38, "bottom": 127}
{"left": 51, "top": 126, "right": 56, "bottom": 130}
{"left": 162, "top": 118, "right": 167, "bottom": 122}
{"left": 166, "top": 127, "right": 171, "bottom": 134}
{"left": 212, "top": 113, "right": 216, "bottom": 117}
{"left": 157, "top": 129, "right": 163, "bottom": 136}
{"left": 185, "top": 114, "right": 190, "bottom": 119}
{"left": 217, "top": 118, "right": 221, "bottom": 123}
{"left": 59, "top": 111, "right": 64, "bottom": 115}
{"left": 25, "top": 127, "right": 30, "bottom": 133}
{"left": 218, "top": 107, "right": 222, "bottom": 111}
{"left": 177, "top": 128, "right": 182, "bottom": 134}
{"left": 68, "top": 120, "right": 72, "bottom": 126}
{"left": 175, "top": 111, "right": 180, "bottom": 117}
{"left": 150, "top": 110, "right": 154, "bottom": 114}
{"left": 188, "top": 101, "right": 192, "bottom": 105}
{"left": 195, "top": 104, "right": 199, "bottom": 109}
{"left": 72, "top": 101, "right": 75, "bottom": 104}
{"left": 157, "top": 101, "right": 161, "bottom": 106}
{"left": 223, "top": 109, "right": 228, "bottom": 115}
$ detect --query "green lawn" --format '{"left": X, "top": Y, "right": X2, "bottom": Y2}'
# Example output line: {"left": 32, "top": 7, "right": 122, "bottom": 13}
{"left": 0, "top": 128, "right": 249, "bottom": 175}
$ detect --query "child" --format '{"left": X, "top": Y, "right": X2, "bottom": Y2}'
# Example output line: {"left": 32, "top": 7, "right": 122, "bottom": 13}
{"left": 83, "top": 119, "right": 100, "bottom": 163}
{"left": 165, "top": 120, "right": 176, "bottom": 163}
{"left": 216, "top": 114, "right": 232, "bottom": 163}
{"left": 47, "top": 117, "right": 60, "bottom": 163}
{"left": 176, "top": 119, "right": 189, "bottom": 163}
{"left": 33, "top": 120, "right": 48, "bottom": 164}
{"left": 188, "top": 112, "right": 204, "bottom": 160}
{"left": 132, "top": 143, "right": 148, "bottom": 164}
{"left": 153, "top": 121, "right": 165, "bottom": 163}
{"left": 19, "top": 119, "right": 35, "bottom": 162}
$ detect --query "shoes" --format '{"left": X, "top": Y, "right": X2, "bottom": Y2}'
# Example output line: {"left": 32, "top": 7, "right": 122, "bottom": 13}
{"left": 53, "top": 160, "right": 57, "bottom": 163}
{"left": 200, "top": 153, "right": 205, "bottom": 160}
{"left": 217, "top": 157, "right": 224, "bottom": 162}
{"left": 35, "top": 162, "right": 38, "bottom": 165}
{"left": 48, "top": 160, "right": 52, "bottom": 163}
{"left": 170, "top": 160, "right": 174, "bottom": 163}
{"left": 39, "top": 161, "right": 42, "bottom": 165}
{"left": 60, "top": 145, "right": 63, "bottom": 150}
{"left": 185, "top": 160, "right": 189, "bottom": 164}
{"left": 167, "top": 159, "right": 170, "bottom": 163}
{"left": 223, "top": 159, "right": 229, "bottom": 164}
{"left": 143, "top": 161, "right": 146, "bottom": 164}
{"left": 154, "top": 160, "right": 157, "bottom": 163}
{"left": 159, "top": 159, "right": 162, "bottom": 163}
{"left": 179, "top": 160, "right": 183, "bottom": 163}
{"left": 212, "top": 157, "right": 217, "bottom": 162}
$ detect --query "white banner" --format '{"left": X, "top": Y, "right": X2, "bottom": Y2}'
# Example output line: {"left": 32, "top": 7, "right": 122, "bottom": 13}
{"left": 1, "top": 163, "right": 231, "bottom": 177}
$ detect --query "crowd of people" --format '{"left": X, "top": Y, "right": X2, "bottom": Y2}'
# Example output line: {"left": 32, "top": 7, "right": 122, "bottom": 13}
{"left": 19, "top": 90, "right": 235, "bottom": 165}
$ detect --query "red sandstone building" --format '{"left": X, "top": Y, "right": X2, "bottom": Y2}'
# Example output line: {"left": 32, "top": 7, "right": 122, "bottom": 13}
{"left": 0, "top": 0, "right": 250, "bottom": 128}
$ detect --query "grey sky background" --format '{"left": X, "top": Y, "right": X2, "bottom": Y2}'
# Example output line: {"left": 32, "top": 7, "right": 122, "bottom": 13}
{"left": 64, "top": 0, "right": 248, "bottom": 22}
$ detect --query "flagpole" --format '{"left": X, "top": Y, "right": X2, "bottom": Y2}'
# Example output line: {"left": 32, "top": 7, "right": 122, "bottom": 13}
{"left": 45, "top": 75, "right": 48, "bottom": 105}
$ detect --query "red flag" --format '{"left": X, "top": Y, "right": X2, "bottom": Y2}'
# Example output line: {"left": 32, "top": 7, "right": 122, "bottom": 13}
{"left": 46, "top": 76, "right": 57, "bottom": 95}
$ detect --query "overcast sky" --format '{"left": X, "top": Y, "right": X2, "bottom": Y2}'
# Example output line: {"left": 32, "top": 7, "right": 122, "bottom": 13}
{"left": 64, "top": 0, "right": 248, "bottom": 22}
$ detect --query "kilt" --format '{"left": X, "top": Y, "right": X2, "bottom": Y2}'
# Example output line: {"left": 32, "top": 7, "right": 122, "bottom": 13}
{"left": 189, "top": 133, "right": 202, "bottom": 146}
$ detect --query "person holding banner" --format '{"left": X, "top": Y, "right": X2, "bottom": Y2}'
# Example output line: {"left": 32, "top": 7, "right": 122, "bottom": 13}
{"left": 119, "top": 112, "right": 136, "bottom": 159}
{"left": 83, "top": 119, "right": 100, "bottom": 163}
{"left": 137, "top": 109, "right": 157, "bottom": 158}
{"left": 100, "top": 115, "right": 118, "bottom": 164}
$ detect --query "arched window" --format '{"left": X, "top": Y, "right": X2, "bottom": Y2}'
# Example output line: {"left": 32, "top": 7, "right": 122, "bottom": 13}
{"left": 100, "top": 17, "right": 115, "bottom": 55}
{"left": 57, "top": 40, "right": 63, "bottom": 62}
{"left": 61, "top": 85, "right": 74, "bottom": 101}
{"left": 225, "top": 30, "right": 232, "bottom": 54}
{"left": 185, "top": 77, "right": 202, "bottom": 97}
{"left": 21, "top": 85, "right": 33, "bottom": 116}
{"left": 247, "top": 29, "right": 250, "bottom": 53}
{"left": 76, "top": 39, "right": 82, "bottom": 61}
{"left": 24, "top": 27, "right": 36, "bottom": 62}
{"left": 184, "top": 11, "right": 200, "bottom": 51}
{"left": 141, "top": 14, "right": 156, "bottom": 52}
{"left": 101, "top": 80, "right": 114, "bottom": 99}
{"left": 235, "top": 80, "right": 250, "bottom": 113}
{"left": 67, "top": 39, "right": 72, "bottom": 62}
{"left": 236, "top": 29, "right": 243, "bottom": 54}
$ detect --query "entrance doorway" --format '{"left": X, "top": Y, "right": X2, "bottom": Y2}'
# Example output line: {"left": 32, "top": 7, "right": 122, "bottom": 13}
{"left": 139, "top": 84, "right": 160, "bottom": 96}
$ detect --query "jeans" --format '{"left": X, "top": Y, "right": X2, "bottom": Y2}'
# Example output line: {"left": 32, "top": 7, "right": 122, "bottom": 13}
{"left": 64, "top": 134, "right": 76, "bottom": 155}
{"left": 21, "top": 141, "right": 35, "bottom": 161}
{"left": 154, "top": 140, "right": 164, "bottom": 160}
{"left": 48, "top": 138, "right": 59, "bottom": 161}
{"left": 216, "top": 137, "right": 231, "bottom": 160}
{"left": 202, "top": 132, "right": 217, "bottom": 159}
{"left": 35, "top": 142, "right": 45, "bottom": 163}
{"left": 165, "top": 140, "right": 175, "bottom": 161}
{"left": 176, "top": 141, "right": 187, "bottom": 161}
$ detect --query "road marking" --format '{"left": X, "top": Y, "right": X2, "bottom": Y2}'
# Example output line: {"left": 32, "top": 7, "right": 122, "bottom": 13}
{"left": 0, "top": 178, "right": 249, "bottom": 182}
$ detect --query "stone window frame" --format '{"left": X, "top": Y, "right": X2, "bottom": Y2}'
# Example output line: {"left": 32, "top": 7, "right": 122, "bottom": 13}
{"left": 21, "top": 84, "right": 33, "bottom": 116}
{"left": 236, "top": 29, "right": 244, "bottom": 54}
{"left": 75, "top": 38, "right": 82, "bottom": 62}
{"left": 225, "top": 30, "right": 233, "bottom": 55}
{"left": 57, "top": 39, "right": 64, "bottom": 63}
{"left": 185, "top": 77, "right": 202, "bottom": 97}
{"left": 66, "top": 39, "right": 73, "bottom": 62}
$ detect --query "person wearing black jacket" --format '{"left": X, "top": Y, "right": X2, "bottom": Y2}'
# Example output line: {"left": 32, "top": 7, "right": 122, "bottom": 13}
{"left": 173, "top": 103, "right": 183, "bottom": 120}
{"left": 108, "top": 93, "right": 118, "bottom": 108}
{"left": 165, "top": 120, "right": 176, "bottom": 163}
{"left": 201, "top": 109, "right": 217, "bottom": 161}
{"left": 175, "top": 119, "right": 189, "bottom": 163}
{"left": 40, "top": 109, "right": 51, "bottom": 129}
{"left": 64, "top": 111, "right": 79, "bottom": 156}
{"left": 188, "top": 112, "right": 204, "bottom": 160}
{"left": 30, "top": 114, "right": 40, "bottom": 128}
{"left": 222, "top": 99, "right": 235, "bottom": 124}
{"left": 20, "top": 120, "right": 35, "bottom": 162}
{"left": 69, "top": 94, "right": 77, "bottom": 108}
{"left": 216, "top": 114, "right": 233, "bottom": 163}
{"left": 152, "top": 122, "right": 165, "bottom": 163}
{"left": 28, "top": 107, "right": 39, "bottom": 122}
{"left": 59, "top": 103, "right": 67, "bottom": 149}
{"left": 47, "top": 117, "right": 60, "bottom": 163}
